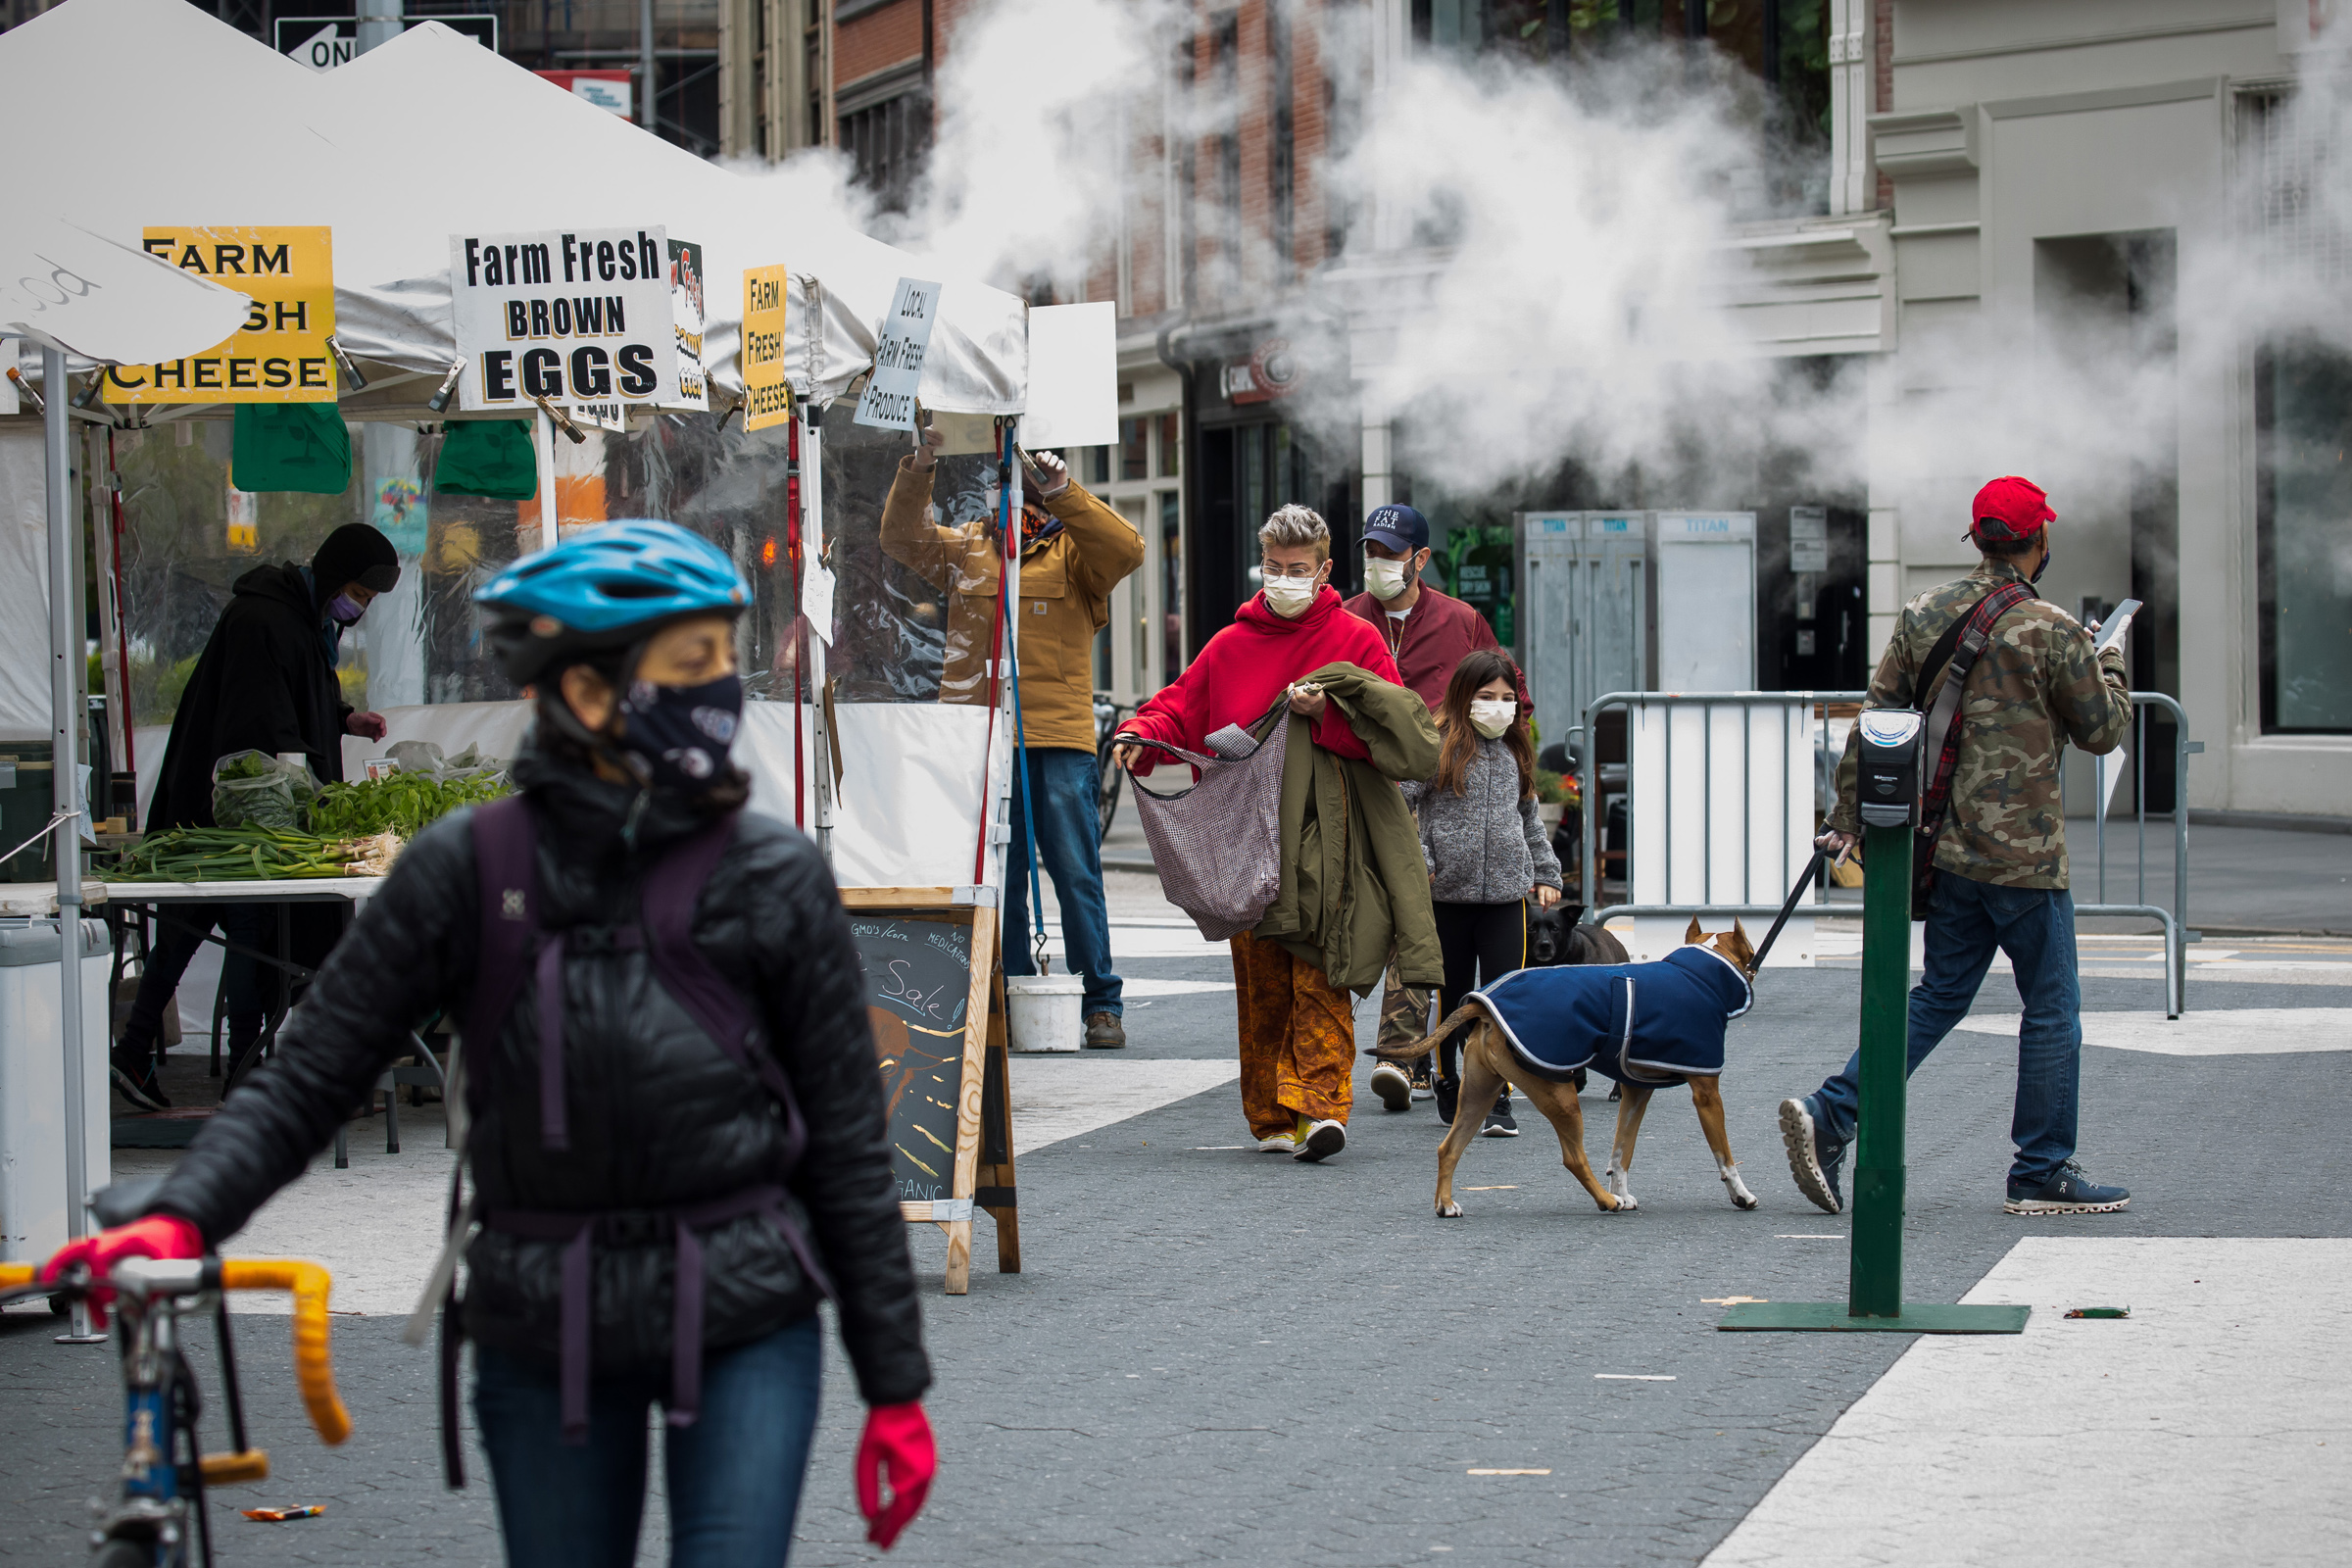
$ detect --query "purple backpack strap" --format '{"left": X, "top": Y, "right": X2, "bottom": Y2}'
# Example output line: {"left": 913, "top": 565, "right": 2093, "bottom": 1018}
{"left": 464, "top": 796, "right": 543, "bottom": 1063}
{"left": 642, "top": 813, "right": 808, "bottom": 1170}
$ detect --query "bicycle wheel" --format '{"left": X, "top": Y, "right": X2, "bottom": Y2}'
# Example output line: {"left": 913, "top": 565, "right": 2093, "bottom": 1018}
{"left": 88, "top": 1536, "right": 153, "bottom": 1568}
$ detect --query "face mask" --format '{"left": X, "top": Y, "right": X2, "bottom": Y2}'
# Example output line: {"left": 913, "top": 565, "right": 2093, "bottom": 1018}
{"left": 1364, "top": 558, "right": 1413, "bottom": 602}
{"left": 1469, "top": 698, "right": 1516, "bottom": 739}
{"left": 1261, "top": 573, "right": 1321, "bottom": 618}
{"left": 327, "top": 593, "right": 367, "bottom": 625}
{"left": 2031, "top": 542, "right": 2052, "bottom": 584}
{"left": 616, "top": 672, "right": 743, "bottom": 790}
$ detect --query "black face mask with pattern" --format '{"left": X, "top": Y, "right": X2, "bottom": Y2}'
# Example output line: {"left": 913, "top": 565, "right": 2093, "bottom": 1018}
{"left": 615, "top": 673, "right": 743, "bottom": 792}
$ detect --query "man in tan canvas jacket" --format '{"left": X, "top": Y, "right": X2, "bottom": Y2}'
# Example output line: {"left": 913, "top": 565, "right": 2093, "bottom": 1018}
{"left": 882, "top": 426, "right": 1145, "bottom": 1047}
{"left": 1780, "top": 475, "right": 2136, "bottom": 1218}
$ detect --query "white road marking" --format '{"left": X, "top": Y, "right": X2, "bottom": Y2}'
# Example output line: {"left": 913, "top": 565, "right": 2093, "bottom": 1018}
{"left": 1703, "top": 1238, "right": 2352, "bottom": 1568}
{"left": 1954, "top": 1007, "right": 2352, "bottom": 1054}
{"left": 1594, "top": 1374, "right": 1675, "bottom": 1382}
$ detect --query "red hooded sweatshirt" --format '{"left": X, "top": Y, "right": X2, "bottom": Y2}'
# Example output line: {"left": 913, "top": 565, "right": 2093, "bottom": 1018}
{"left": 1123, "top": 585, "right": 1402, "bottom": 775}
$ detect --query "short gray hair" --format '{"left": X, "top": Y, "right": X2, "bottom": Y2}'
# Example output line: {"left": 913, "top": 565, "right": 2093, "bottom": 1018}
{"left": 1258, "top": 503, "right": 1330, "bottom": 562}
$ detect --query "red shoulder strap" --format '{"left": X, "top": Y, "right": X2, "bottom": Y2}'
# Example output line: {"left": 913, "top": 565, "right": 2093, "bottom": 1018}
{"left": 1918, "top": 581, "right": 2036, "bottom": 834}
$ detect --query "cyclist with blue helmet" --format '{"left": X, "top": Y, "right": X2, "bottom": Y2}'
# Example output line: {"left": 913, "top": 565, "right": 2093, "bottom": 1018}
{"left": 47, "top": 519, "right": 937, "bottom": 1564}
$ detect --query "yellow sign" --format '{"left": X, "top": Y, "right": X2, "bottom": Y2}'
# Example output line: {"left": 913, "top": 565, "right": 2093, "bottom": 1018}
{"left": 106, "top": 227, "right": 336, "bottom": 404}
{"left": 742, "top": 265, "right": 792, "bottom": 432}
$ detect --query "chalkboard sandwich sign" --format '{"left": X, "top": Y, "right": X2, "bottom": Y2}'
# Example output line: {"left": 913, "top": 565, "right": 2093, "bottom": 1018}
{"left": 842, "top": 885, "right": 1019, "bottom": 1294}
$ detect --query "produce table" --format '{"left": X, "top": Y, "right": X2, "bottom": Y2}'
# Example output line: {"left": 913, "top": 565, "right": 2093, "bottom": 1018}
{"left": 101, "top": 877, "right": 387, "bottom": 1093}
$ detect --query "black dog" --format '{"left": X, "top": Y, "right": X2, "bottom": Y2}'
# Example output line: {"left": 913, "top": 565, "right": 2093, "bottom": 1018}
{"left": 1522, "top": 905, "right": 1632, "bottom": 1094}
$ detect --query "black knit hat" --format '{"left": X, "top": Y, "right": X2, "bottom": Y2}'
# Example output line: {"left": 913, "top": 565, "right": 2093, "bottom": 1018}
{"left": 312, "top": 522, "right": 401, "bottom": 597}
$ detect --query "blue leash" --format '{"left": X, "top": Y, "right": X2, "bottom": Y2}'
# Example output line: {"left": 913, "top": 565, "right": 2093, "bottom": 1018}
{"left": 1000, "top": 424, "right": 1050, "bottom": 972}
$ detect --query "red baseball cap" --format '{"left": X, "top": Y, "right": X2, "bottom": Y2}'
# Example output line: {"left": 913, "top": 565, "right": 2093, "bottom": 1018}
{"left": 1967, "top": 476, "right": 2055, "bottom": 543}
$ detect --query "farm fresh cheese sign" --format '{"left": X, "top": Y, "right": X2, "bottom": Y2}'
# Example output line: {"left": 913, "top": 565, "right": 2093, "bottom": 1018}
{"left": 447, "top": 227, "right": 678, "bottom": 413}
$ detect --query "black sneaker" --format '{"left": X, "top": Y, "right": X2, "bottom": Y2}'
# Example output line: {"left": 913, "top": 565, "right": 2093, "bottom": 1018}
{"left": 2005, "top": 1161, "right": 2130, "bottom": 1215}
{"left": 111, "top": 1047, "right": 172, "bottom": 1113}
{"left": 1778, "top": 1096, "right": 1844, "bottom": 1214}
{"left": 1480, "top": 1094, "right": 1518, "bottom": 1138}
{"left": 1434, "top": 1075, "right": 1460, "bottom": 1126}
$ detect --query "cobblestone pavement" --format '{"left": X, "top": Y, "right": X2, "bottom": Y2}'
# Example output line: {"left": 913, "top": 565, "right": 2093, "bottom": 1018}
{"left": 9, "top": 938, "right": 2347, "bottom": 1565}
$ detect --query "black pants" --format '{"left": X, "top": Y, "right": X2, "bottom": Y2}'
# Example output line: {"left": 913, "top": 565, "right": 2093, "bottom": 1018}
{"left": 120, "top": 904, "right": 346, "bottom": 1070}
{"left": 1433, "top": 900, "right": 1527, "bottom": 1087}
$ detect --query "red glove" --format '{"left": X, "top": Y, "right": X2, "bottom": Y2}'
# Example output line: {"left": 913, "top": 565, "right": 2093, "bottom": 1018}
{"left": 855, "top": 1400, "right": 935, "bottom": 1550}
{"left": 38, "top": 1214, "right": 203, "bottom": 1330}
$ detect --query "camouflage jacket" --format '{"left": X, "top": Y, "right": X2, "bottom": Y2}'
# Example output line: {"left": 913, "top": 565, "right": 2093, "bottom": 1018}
{"left": 1830, "top": 560, "right": 2131, "bottom": 889}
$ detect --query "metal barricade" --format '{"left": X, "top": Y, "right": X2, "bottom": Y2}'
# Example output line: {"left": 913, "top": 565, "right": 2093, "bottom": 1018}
{"left": 1575, "top": 692, "right": 1867, "bottom": 951}
{"left": 2073, "top": 692, "right": 2194, "bottom": 1018}
{"left": 1576, "top": 689, "right": 2193, "bottom": 1017}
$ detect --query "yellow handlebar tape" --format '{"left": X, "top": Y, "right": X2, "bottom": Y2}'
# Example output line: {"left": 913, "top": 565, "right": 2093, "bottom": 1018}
{"left": 219, "top": 1260, "right": 352, "bottom": 1446}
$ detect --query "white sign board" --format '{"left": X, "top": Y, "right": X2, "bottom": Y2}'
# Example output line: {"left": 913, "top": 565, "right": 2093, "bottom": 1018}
{"left": 447, "top": 227, "right": 679, "bottom": 414}
{"left": 1788, "top": 505, "right": 1829, "bottom": 573}
{"left": 1020, "top": 301, "right": 1118, "bottom": 450}
{"left": 854, "top": 276, "right": 941, "bottom": 429}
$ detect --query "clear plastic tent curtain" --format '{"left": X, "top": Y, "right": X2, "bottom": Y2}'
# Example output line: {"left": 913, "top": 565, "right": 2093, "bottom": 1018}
{"left": 113, "top": 403, "right": 1015, "bottom": 889}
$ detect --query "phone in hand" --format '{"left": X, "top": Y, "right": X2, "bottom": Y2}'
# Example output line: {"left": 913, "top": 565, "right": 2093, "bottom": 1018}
{"left": 2092, "top": 597, "right": 2141, "bottom": 654}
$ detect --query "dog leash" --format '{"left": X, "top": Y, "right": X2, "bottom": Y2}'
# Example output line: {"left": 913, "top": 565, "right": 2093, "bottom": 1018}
{"left": 1748, "top": 850, "right": 1826, "bottom": 975}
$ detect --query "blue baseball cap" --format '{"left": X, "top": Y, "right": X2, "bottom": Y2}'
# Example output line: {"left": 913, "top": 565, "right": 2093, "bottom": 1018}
{"left": 1362, "top": 504, "right": 1429, "bottom": 554}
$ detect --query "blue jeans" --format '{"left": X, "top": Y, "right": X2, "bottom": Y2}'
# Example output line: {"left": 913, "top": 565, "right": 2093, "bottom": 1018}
{"left": 1811, "top": 873, "right": 2082, "bottom": 1188}
{"left": 1003, "top": 746, "right": 1122, "bottom": 1016}
{"left": 473, "top": 1316, "right": 823, "bottom": 1568}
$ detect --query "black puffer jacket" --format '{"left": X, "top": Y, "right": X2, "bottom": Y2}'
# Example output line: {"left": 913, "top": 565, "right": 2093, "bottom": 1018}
{"left": 150, "top": 739, "right": 931, "bottom": 1406}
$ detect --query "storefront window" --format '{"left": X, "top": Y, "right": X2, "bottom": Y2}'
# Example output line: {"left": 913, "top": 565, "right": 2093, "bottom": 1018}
{"left": 1156, "top": 412, "right": 1181, "bottom": 477}
{"left": 2258, "top": 344, "right": 2352, "bottom": 732}
{"left": 1120, "top": 416, "right": 1150, "bottom": 482}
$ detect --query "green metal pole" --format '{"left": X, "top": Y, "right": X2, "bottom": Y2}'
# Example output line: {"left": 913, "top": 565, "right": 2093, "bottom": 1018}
{"left": 1848, "top": 821, "right": 1911, "bottom": 1319}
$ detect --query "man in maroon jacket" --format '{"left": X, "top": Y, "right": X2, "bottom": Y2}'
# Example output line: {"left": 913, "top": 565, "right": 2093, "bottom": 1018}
{"left": 1342, "top": 504, "right": 1523, "bottom": 1110}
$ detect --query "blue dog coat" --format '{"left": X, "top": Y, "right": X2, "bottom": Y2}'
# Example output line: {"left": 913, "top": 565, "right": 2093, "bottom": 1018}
{"left": 1468, "top": 946, "right": 1753, "bottom": 1086}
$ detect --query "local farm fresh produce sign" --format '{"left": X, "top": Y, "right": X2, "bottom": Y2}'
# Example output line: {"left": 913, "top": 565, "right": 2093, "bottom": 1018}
{"left": 447, "top": 226, "right": 679, "bottom": 412}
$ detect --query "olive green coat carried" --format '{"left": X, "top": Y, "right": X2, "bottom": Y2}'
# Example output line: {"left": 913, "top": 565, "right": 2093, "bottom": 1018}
{"left": 1253, "top": 662, "right": 1445, "bottom": 995}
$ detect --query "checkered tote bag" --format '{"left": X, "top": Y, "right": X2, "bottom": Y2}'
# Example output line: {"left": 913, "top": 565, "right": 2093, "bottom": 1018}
{"left": 1120, "top": 694, "right": 1291, "bottom": 942}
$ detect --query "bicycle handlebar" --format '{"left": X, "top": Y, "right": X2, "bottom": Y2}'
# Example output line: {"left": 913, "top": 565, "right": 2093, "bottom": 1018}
{"left": 217, "top": 1260, "right": 352, "bottom": 1446}
{"left": 12, "top": 1255, "right": 352, "bottom": 1447}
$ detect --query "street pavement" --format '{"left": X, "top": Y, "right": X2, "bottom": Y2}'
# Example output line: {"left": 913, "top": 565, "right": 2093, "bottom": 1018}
{"left": 5, "top": 875, "right": 2348, "bottom": 1565}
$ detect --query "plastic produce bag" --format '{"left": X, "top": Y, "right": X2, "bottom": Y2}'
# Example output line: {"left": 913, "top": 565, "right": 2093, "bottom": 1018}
{"left": 211, "top": 750, "right": 318, "bottom": 831}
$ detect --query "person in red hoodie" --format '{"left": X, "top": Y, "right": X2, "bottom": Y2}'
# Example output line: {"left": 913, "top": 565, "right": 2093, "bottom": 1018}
{"left": 1341, "top": 504, "right": 1526, "bottom": 1103}
{"left": 1111, "top": 504, "right": 1403, "bottom": 1162}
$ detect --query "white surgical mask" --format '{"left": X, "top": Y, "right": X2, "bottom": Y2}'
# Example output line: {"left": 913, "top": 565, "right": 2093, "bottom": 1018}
{"left": 1364, "top": 558, "right": 1412, "bottom": 601}
{"left": 1468, "top": 698, "right": 1515, "bottom": 739}
{"left": 1261, "top": 573, "right": 1321, "bottom": 617}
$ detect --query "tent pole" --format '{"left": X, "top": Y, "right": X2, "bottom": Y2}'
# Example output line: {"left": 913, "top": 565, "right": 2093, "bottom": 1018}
{"left": 641, "top": 0, "right": 657, "bottom": 132}
{"left": 535, "top": 408, "right": 558, "bottom": 552}
{"left": 45, "top": 346, "right": 101, "bottom": 1345}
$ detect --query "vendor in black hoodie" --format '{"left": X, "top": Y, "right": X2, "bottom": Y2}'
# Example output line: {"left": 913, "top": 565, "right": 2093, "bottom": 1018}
{"left": 111, "top": 523, "right": 401, "bottom": 1111}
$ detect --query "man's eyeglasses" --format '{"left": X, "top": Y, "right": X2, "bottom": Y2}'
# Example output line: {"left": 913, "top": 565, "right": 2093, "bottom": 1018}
{"left": 1259, "top": 561, "right": 1322, "bottom": 580}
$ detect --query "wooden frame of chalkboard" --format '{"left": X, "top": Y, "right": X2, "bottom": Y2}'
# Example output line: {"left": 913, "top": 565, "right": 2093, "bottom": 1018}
{"left": 843, "top": 885, "right": 1020, "bottom": 1295}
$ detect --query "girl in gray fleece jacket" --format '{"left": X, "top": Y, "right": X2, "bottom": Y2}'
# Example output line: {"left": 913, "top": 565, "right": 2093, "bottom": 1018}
{"left": 1399, "top": 650, "right": 1563, "bottom": 1134}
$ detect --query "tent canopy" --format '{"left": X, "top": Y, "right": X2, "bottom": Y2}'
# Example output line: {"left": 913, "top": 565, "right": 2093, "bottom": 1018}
{"left": 0, "top": 0, "right": 1027, "bottom": 411}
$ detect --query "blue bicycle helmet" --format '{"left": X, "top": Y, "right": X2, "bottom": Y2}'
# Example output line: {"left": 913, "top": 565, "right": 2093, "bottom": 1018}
{"left": 476, "top": 519, "right": 748, "bottom": 685}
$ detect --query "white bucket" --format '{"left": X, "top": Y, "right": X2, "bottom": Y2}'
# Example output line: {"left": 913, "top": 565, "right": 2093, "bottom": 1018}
{"left": 1004, "top": 973, "right": 1086, "bottom": 1054}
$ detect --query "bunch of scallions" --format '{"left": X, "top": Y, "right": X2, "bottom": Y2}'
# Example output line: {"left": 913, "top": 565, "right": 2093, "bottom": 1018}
{"left": 104, "top": 826, "right": 403, "bottom": 882}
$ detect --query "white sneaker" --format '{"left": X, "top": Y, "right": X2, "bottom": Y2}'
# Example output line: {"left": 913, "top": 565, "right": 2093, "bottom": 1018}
{"left": 1294, "top": 1119, "right": 1347, "bottom": 1162}
{"left": 1256, "top": 1132, "right": 1300, "bottom": 1152}
{"left": 1369, "top": 1061, "right": 1412, "bottom": 1112}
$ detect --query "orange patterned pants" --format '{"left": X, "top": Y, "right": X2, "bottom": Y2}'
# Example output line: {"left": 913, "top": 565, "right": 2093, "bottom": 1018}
{"left": 1229, "top": 932, "right": 1358, "bottom": 1140}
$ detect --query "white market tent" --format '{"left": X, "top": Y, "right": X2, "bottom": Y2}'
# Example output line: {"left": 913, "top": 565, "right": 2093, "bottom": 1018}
{"left": 0, "top": 0, "right": 1028, "bottom": 412}
{"left": 0, "top": 0, "right": 1043, "bottom": 890}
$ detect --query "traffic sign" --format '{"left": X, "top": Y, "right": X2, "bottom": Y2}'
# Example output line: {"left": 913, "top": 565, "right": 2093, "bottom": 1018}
{"left": 274, "top": 15, "right": 499, "bottom": 72}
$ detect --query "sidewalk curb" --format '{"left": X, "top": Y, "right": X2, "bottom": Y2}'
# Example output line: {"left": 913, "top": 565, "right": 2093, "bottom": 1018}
{"left": 1102, "top": 855, "right": 1158, "bottom": 875}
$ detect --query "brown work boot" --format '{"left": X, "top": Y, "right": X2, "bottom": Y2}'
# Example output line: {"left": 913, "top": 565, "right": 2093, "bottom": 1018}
{"left": 1084, "top": 1011, "right": 1126, "bottom": 1049}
